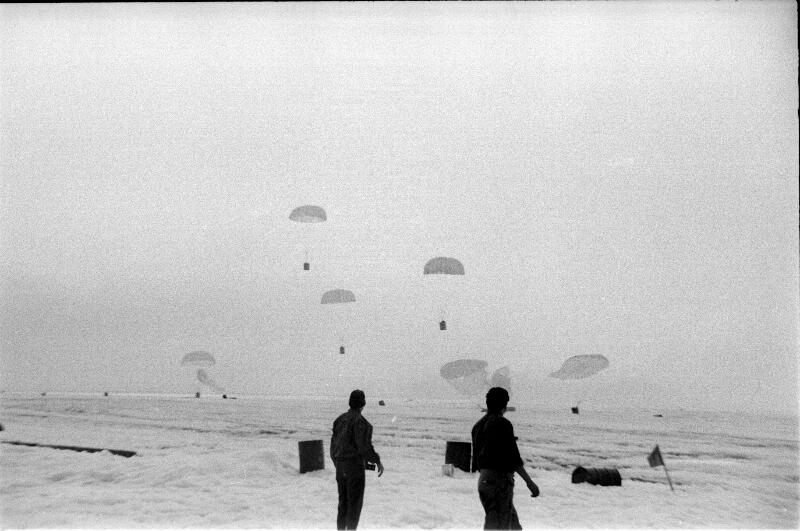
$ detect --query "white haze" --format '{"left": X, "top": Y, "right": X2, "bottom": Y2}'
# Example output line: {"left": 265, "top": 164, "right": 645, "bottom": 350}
{"left": 1, "top": 3, "right": 797, "bottom": 415}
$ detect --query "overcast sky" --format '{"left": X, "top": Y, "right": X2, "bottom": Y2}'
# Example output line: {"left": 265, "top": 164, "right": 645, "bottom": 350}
{"left": 1, "top": 2, "right": 797, "bottom": 414}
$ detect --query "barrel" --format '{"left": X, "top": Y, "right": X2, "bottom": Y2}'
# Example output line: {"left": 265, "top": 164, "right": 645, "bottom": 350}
{"left": 571, "top": 467, "right": 622, "bottom": 486}
{"left": 303, "top": 262, "right": 310, "bottom": 271}
{"left": 298, "top": 440, "right": 325, "bottom": 473}
{"left": 445, "top": 441, "right": 472, "bottom": 472}
{"left": 439, "top": 320, "right": 447, "bottom": 330}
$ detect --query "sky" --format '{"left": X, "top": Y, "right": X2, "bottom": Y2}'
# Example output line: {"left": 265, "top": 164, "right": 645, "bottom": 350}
{"left": 1, "top": 2, "right": 798, "bottom": 414}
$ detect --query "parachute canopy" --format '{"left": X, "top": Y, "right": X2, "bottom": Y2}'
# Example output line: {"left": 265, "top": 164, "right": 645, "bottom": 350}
{"left": 196, "top": 368, "right": 224, "bottom": 392}
{"left": 549, "top": 355, "right": 609, "bottom": 380}
{"left": 181, "top": 351, "right": 215, "bottom": 367}
{"left": 489, "top": 366, "right": 512, "bottom": 393}
{"left": 440, "top": 359, "right": 489, "bottom": 398}
{"left": 422, "top": 256, "right": 464, "bottom": 275}
{"left": 321, "top": 289, "right": 356, "bottom": 304}
{"left": 424, "top": 257, "right": 465, "bottom": 275}
{"left": 290, "top": 205, "right": 327, "bottom": 223}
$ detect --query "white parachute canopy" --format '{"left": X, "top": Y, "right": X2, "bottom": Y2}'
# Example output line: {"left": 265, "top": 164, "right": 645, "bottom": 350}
{"left": 424, "top": 257, "right": 465, "bottom": 276}
{"left": 196, "top": 368, "right": 225, "bottom": 393}
{"left": 181, "top": 351, "right": 215, "bottom": 368}
{"left": 549, "top": 355, "right": 609, "bottom": 380}
{"left": 489, "top": 366, "right": 512, "bottom": 395}
{"left": 440, "top": 359, "right": 489, "bottom": 398}
{"left": 289, "top": 205, "right": 327, "bottom": 223}
{"left": 321, "top": 289, "right": 356, "bottom": 304}
{"left": 289, "top": 205, "right": 326, "bottom": 269}
{"left": 321, "top": 289, "right": 356, "bottom": 353}
{"left": 180, "top": 351, "right": 223, "bottom": 393}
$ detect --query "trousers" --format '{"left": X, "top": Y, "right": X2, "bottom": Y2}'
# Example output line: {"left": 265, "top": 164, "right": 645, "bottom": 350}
{"left": 335, "top": 459, "right": 366, "bottom": 530}
{"left": 478, "top": 469, "right": 522, "bottom": 530}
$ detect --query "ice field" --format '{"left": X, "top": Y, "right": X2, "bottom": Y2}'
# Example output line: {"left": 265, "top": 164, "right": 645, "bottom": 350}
{"left": 1, "top": 393, "right": 797, "bottom": 528}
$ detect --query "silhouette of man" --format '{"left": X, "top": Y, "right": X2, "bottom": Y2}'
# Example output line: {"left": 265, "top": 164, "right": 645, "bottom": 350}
{"left": 472, "top": 387, "right": 539, "bottom": 529}
{"left": 331, "top": 389, "right": 384, "bottom": 529}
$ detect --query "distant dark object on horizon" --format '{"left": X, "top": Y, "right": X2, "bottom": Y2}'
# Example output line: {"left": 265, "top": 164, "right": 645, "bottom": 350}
{"left": 2, "top": 440, "right": 137, "bottom": 458}
{"left": 654, "top": 414, "right": 663, "bottom": 417}
{"left": 0, "top": 422, "right": 4, "bottom": 431}
{"left": 40, "top": 392, "right": 46, "bottom": 397}
{"left": 571, "top": 406, "right": 579, "bottom": 414}
{"left": 378, "top": 400, "right": 385, "bottom": 406}
{"left": 103, "top": 391, "right": 108, "bottom": 397}
{"left": 222, "top": 394, "right": 227, "bottom": 399}
{"left": 340, "top": 346, "right": 345, "bottom": 355}
{"left": 439, "top": 320, "right": 446, "bottom": 330}
{"left": 303, "top": 262, "right": 310, "bottom": 271}
{"left": 195, "top": 392, "right": 200, "bottom": 398}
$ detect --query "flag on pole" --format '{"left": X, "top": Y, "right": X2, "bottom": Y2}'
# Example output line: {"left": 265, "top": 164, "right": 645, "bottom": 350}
{"left": 647, "top": 444, "right": 674, "bottom": 491}
{"left": 648, "top": 445, "right": 664, "bottom": 467}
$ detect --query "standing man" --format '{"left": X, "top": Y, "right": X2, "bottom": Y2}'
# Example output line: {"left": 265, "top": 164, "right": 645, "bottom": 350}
{"left": 471, "top": 387, "right": 539, "bottom": 530}
{"left": 331, "top": 389, "right": 384, "bottom": 530}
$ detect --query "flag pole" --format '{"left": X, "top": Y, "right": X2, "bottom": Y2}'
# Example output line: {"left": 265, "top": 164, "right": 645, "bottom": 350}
{"left": 662, "top": 461, "right": 674, "bottom": 491}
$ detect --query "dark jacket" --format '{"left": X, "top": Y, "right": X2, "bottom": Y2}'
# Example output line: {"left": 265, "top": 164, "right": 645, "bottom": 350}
{"left": 331, "top": 408, "right": 381, "bottom": 465}
{"left": 471, "top": 412, "right": 523, "bottom": 473}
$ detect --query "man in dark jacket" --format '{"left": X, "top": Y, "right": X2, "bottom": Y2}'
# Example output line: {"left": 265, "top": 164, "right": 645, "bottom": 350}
{"left": 331, "top": 389, "right": 384, "bottom": 530}
{"left": 472, "top": 387, "right": 539, "bottom": 530}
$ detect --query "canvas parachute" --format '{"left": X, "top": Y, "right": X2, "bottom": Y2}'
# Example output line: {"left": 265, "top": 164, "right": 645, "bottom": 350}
{"left": 549, "top": 354, "right": 609, "bottom": 414}
{"left": 181, "top": 351, "right": 223, "bottom": 395}
{"left": 424, "top": 257, "right": 465, "bottom": 276}
{"left": 423, "top": 257, "right": 464, "bottom": 330}
{"left": 321, "top": 289, "right": 356, "bottom": 305}
{"left": 181, "top": 351, "right": 215, "bottom": 368}
{"left": 289, "top": 205, "right": 327, "bottom": 223}
{"left": 440, "top": 359, "right": 489, "bottom": 398}
{"left": 440, "top": 360, "right": 513, "bottom": 406}
{"left": 321, "top": 289, "right": 356, "bottom": 354}
{"left": 489, "top": 366, "right": 512, "bottom": 392}
{"left": 196, "top": 369, "right": 224, "bottom": 393}
{"left": 549, "top": 355, "right": 609, "bottom": 380}
{"left": 290, "top": 205, "right": 326, "bottom": 270}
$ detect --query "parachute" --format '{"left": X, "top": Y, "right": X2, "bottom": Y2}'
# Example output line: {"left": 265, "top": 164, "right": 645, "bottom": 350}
{"left": 423, "top": 257, "right": 464, "bottom": 330}
{"left": 549, "top": 355, "right": 609, "bottom": 414}
{"left": 440, "top": 360, "right": 514, "bottom": 409}
{"left": 549, "top": 355, "right": 609, "bottom": 380}
{"left": 440, "top": 359, "right": 489, "bottom": 398}
{"left": 289, "top": 205, "right": 326, "bottom": 223}
{"left": 181, "top": 351, "right": 222, "bottom": 396}
{"left": 489, "top": 366, "right": 512, "bottom": 395}
{"left": 196, "top": 368, "right": 225, "bottom": 393}
{"left": 321, "top": 289, "right": 356, "bottom": 305}
{"left": 321, "top": 289, "right": 356, "bottom": 354}
{"left": 289, "top": 205, "right": 326, "bottom": 270}
{"left": 424, "top": 257, "right": 465, "bottom": 276}
{"left": 181, "top": 351, "right": 215, "bottom": 367}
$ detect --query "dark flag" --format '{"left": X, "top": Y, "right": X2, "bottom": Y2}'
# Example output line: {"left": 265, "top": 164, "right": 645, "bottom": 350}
{"left": 648, "top": 445, "right": 664, "bottom": 467}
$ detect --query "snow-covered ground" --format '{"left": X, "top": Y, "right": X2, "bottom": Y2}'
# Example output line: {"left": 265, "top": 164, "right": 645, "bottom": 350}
{"left": 1, "top": 393, "right": 797, "bottom": 528}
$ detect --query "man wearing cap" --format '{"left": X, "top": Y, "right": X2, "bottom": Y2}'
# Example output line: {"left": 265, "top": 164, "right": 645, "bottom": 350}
{"left": 331, "top": 389, "right": 384, "bottom": 530}
{"left": 471, "top": 387, "right": 539, "bottom": 530}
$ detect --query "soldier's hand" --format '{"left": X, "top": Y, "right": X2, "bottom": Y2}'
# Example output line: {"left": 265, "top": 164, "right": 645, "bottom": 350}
{"left": 377, "top": 462, "right": 384, "bottom": 477}
{"left": 527, "top": 479, "right": 539, "bottom": 498}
